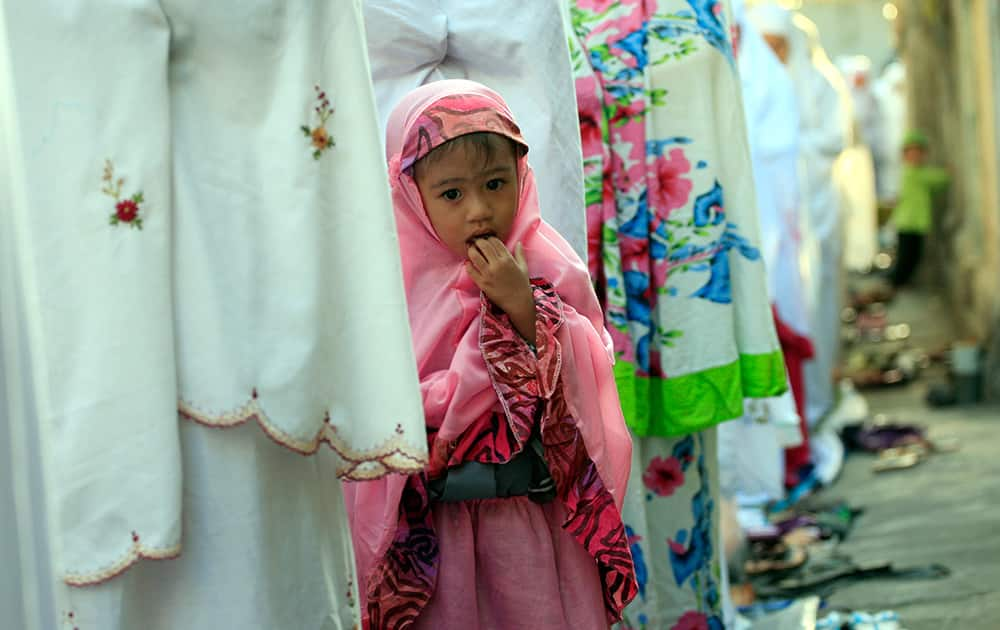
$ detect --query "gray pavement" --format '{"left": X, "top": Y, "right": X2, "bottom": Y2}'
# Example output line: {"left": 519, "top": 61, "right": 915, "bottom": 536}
{"left": 820, "top": 285, "right": 1000, "bottom": 629}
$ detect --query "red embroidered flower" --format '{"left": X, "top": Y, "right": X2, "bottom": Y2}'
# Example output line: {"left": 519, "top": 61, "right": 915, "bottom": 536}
{"left": 102, "top": 160, "right": 145, "bottom": 229}
{"left": 642, "top": 455, "right": 684, "bottom": 496}
{"left": 116, "top": 199, "right": 139, "bottom": 223}
{"left": 671, "top": 610, "right": 710, "bottom": 630}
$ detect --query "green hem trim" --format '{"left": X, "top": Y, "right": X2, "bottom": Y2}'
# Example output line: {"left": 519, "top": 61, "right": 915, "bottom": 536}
{"left": 614, "top": 351, "right": 788, "bottom": 437}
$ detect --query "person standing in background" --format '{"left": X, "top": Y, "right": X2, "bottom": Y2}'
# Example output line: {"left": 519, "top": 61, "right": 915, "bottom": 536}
{"left": 889, "top": 130, "right": 951, "bottom": 288}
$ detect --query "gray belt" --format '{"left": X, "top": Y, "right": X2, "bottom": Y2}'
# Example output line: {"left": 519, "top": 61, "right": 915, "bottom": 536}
{"left": 428, "top": 434, "right": 556, "bottom": 504}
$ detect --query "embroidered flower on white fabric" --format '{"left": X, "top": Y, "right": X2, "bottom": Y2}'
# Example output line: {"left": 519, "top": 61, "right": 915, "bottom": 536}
{"left": 301, "top": 85, "right": 336, "bottom": 160}
{"left": 102, "top": 159, "right": 145, "bottom": 229}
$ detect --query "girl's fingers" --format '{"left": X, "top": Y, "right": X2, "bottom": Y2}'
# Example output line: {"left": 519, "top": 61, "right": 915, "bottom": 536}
{"left": 465, "top": 260, "right": 485, "bottom": 285}
{"left": 471, "top": 239, "right": 492, "bottom": 263}
{"left": 473, "top": 238, "right": 497, "bottom": 264}
{"left": 487, "top": 237, "right": 515, "bottom": 264}
{"left": 484, "top": 237, "right": 506, "bottom": 258}
{"left": 467, "top": 244, "right": 489, "bottom": 271}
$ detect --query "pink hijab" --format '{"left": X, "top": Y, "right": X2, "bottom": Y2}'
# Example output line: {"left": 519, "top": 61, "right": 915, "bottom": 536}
{"left": 344, "top": 78, "right": 632, "bottom": 612}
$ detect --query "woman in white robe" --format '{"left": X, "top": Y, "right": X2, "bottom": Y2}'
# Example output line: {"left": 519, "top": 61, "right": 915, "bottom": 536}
{"left": 0, "top": 2, "right": 427, "bottom": 628}
{"left": 720, "top": 0, "right": 811, "bottom": 505}
{"left": 750, "top": 4, "right": 850, "bottom": 428}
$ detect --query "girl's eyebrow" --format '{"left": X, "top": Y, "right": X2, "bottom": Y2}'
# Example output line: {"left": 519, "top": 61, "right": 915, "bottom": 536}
{"left": 431, "top": 165, "right": 514, "bottom": 189}
{"left": 431, "top": 175, "right": 468, "bottom": 188}
{"left": 481, "top": 165, "right": 515, "bottom": 176}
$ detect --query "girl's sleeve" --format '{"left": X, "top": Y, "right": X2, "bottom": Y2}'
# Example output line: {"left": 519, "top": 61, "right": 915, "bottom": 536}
{"left": 480, "top": 279, "right": 565, "bottom": 401}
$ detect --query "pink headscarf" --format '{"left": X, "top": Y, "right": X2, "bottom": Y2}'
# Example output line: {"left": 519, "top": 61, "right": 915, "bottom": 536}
{"left": 344, "top": 79, "right": 632, "bottom": 615}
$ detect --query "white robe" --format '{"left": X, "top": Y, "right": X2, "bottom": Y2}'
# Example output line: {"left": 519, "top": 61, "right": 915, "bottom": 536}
{"left": 719, "top": 6, "right": 809, "bottom": 508}
{"left": 789, "top": 16, "right": 850, "bottom": 426}
{"left": 873, "top": 61, "right": 908, "bottom": 202}
{"left": 836, "top": 56, "right": 881, "bottom": 271}
{"left": 362, "top": 0, "right": 589, "bottom": 263}
{"left": 0, "top": 1, "right": 427, "bottom": 627}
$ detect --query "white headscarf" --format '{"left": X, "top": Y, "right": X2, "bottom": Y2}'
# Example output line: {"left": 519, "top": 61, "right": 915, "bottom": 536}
{"left": 747, "top": 2, "right": 793, "bottom": 38}
{"left": 738, "top": 4, "right": 807, "bottom": 333}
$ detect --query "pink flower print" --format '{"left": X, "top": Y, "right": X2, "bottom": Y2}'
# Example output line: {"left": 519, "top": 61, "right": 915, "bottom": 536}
{"left": 580, "top": 118, "right": 604, "bottom": 161}
{"left": 610, "top": 100, "right": 645, "bottom": 128}
{"left": 575, "top": 0, "right": 616, "bottom": 10}
{"left": 642, "top": 456, "right": 685, "bottom": 496}
{"left": 586, "top": 0, "right": 645, "bottom": 41}
{"left": 648, "top": 148, "right": 693, "bottom": 218}
{"left": 671, "top": 610, "right": 710, "bottom": 630}
{"left": 667, "top": 538, "right": 687, "bottom": 555}
{"left": 610, "top": 143, "right": 645, "bottom": 193}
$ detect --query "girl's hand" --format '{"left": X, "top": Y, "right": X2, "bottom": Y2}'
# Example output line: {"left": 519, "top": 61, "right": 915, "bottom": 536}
{"left": 466, "top": 238, "right": 536, "bottom": 345}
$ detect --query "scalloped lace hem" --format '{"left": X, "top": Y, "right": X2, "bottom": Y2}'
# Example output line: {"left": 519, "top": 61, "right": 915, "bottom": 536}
{"left": 64, "top": 538, "right": 181, "bottom": 587}
{"left": 177, "top": 394, "right": 427, "bottom": 480}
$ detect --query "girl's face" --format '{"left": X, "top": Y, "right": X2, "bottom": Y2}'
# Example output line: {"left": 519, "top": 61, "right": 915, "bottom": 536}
{"left": 413, "top": 134, "right": 519, "bottom": 259}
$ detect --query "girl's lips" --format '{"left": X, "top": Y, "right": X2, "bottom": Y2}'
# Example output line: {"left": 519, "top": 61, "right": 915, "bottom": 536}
{"left": 466, "top": 231, "right": 496, "bottom": 245}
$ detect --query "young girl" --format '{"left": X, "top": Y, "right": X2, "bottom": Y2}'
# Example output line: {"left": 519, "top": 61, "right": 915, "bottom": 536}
{"left": 344, "top": 80, "right": 637, "bottom": 629}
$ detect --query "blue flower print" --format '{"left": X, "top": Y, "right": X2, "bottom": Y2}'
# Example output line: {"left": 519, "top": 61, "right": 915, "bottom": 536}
{"left": 692, "top": 181, "right": 725, "bottom": 227}
{"left": 685, "top": 0, "right": 733, "bottom": 63}
{"left": 721, "top": 223, "right": 762, "bottom": 260}
{"left": 614, "top": 26, "right": 651, "bottom": 70}
{"left": 691, "top": 250, "right": 732, "bottom": 304}
{"left": 626, "top": 525, "right": 649, "bottom": 601}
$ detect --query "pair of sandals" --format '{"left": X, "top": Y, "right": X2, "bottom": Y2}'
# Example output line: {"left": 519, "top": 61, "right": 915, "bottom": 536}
{"left": 840, "top": 419, "right": 960, "bottom": 473}
{"left": 841, "top": 303, "right": 912, "bottom": 345}
{"left": 844, "top": 349, "right": 927, "bottom": 389}
{"left": 871, "top": 437, "right": 960, "bottom": 473}
{"left": 752, "top": 552, "right": 949, "bottom": 599}
{"left": 745, "top": 543, "right": 950, "bottom": 600}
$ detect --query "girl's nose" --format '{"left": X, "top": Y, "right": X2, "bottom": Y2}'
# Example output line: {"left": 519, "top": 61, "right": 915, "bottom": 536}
{"left": 466, "top": 193, "right": 492, "bottom": 222}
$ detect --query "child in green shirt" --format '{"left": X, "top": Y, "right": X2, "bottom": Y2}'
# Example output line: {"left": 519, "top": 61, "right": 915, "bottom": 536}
{"left": 890, "top": 130, "right": 951, "bottom": 287}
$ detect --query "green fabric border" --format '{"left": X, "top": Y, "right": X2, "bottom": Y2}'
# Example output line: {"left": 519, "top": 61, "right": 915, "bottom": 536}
{"left": 614, "top": 351, "right": 788, "bottom": 437}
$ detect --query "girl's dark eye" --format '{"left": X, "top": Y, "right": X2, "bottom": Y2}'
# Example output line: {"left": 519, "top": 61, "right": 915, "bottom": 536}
{"left": 486, "top": 178, "right": 505, "bottom": 191}
{"left": 441, "top": 189, "right": 461, "bottom": 201}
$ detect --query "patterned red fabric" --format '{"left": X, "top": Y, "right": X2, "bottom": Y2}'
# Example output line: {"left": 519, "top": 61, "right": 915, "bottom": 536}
{"left": 366, "top": 281, "right": 637, "bottom": 627}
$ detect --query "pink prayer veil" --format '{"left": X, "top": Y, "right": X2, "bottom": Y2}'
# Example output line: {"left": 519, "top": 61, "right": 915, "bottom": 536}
{"left": 344, "top": 78, "right": 633, "bottom": 621}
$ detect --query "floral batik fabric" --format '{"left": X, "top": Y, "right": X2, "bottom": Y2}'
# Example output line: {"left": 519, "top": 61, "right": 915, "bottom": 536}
{"left": 620, "top": 430, "right": 724, "bottom": 629}
{"left": 569, "top": 0, "right": 786, "bottom": 438}
{"left": 1, "top": 1, "right": 426, "bottom": 628}
{"left": 569, "top": 1, "right": 787, "bottom": 626}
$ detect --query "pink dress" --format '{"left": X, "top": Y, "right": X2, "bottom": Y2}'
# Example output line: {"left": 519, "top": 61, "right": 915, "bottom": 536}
{"left": 367, "top": 282, "right": 631, "bottom": 629}
{"left": 416, "top": 498, "right": 607, "bottom": 629}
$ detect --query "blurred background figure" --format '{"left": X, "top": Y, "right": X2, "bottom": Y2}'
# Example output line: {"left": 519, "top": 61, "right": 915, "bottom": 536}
{"left": 749, "top": 3, "right": 849, "bottom": 431}
{"left": 873, "top": 60, "right": 908, "bottom": 205}
{"left": 835, "top": 54, "right": 882, "bottom": 274}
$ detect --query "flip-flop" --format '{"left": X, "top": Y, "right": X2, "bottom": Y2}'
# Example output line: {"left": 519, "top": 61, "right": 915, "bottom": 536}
{"left": 872, "top": 450, "right": 922, "bottom": 473}
{"left": 744, "top": 545, "right": 808, "bottom": 576}
{"left": 755, "top": 559, "right": 949, "bottom": 598}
